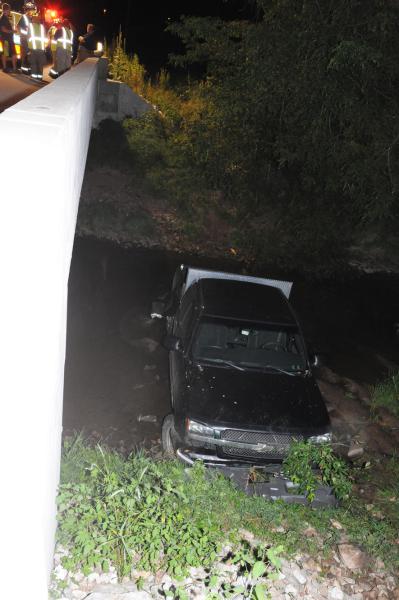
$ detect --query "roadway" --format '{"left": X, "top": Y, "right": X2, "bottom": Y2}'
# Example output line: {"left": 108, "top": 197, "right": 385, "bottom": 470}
{"left": 0, "top": 67, "right": 52, "bottom": 113}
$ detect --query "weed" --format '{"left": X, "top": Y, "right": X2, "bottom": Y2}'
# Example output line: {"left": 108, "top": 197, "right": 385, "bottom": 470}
{"left": 58, "top": 440, "right": 220, "bottom": 580}
{"left": 283, "top": 441, "right": 352, "bottom": 502}
{"left": 203, "top": 542, "right": 283, "bottom": 599}
{"left": 370, "top": 372, "right": 399, "bottom": 417}
{"left": 57, "top": 435, "right": 399, "bottom": 583}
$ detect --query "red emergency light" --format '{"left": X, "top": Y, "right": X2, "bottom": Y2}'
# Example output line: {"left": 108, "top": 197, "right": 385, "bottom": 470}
{"left": 44, "top": 7, "right": 60, "bottom": 23}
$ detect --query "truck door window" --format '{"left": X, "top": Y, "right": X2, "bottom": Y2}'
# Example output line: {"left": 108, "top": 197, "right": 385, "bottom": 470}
{"left": 176, "top": 285, "right": 197, "bottom": 348}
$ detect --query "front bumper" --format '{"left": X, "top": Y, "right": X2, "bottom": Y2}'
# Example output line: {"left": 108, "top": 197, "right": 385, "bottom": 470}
{"left": 177, "top": 449, "right": 337, "bottom": 507}
{"left": 176, "top": 441, "right": 338, "bottom": 508}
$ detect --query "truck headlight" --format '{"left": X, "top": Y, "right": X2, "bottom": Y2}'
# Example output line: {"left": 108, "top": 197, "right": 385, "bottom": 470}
{"left": 308, "top": 432, "right": 332, "bottom": 444}
{"left": 186, "top": 419, "right": 214, "bottom": 437}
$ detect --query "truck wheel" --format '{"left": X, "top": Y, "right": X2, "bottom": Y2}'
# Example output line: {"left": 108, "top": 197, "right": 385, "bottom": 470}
{"left": 162, "top": 414, "right": 178, "bottom": 457}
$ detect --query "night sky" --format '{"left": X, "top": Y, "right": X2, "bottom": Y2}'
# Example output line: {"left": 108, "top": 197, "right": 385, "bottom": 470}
{"left": 12, "top": 0, "right": 252, "bottom": 72}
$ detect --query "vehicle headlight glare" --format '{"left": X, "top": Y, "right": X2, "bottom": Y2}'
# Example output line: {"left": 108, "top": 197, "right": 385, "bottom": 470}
{"left": 187, "top": 419, "right": 214, "bottom": 437}
{"left": 309, "top": 432, "right": 332, "bottom": 444}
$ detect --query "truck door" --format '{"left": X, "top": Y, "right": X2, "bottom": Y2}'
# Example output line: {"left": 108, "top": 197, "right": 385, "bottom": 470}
{"left": 170, "top": 284, "right": 197, "bottom": 411}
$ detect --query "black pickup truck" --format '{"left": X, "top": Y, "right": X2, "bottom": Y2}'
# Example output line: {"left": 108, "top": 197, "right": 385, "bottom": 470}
{"left": 152, "top": 266, "right": 334, "bottom": 504}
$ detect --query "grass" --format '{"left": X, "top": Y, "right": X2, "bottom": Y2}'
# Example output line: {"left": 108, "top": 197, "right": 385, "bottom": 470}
{"left": 58, "top": 435, "right": 399, "bottom": 578}
{"left": 371, "top": 372, "right": 399, "bottom": 417}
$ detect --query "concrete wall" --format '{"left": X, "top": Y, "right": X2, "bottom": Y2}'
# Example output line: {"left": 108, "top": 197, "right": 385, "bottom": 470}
{"left": 0, "top": 58, "right": 99, "bottom": 598}
{"left": 94, "top": 78, "right": 152, "bottom": 127}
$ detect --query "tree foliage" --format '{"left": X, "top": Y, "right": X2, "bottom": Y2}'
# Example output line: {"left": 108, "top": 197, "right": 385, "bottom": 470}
{"left": 167, "top": 0, "right": 399, "bottom": 265}
{"left": 106, "top": 2, "right": 399, "bottom": 272}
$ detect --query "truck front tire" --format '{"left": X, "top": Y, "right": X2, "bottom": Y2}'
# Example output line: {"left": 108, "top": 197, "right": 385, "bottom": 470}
{"left": 162, "top": 414, "right": 178, "bottom": 457}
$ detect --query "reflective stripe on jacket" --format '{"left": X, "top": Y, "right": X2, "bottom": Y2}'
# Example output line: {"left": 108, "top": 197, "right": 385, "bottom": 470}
{"left": 51, "top": 27, "right": 73, "bottom": 53}
{"left": 28, "top": 22, "right": 47, "bottom": 51}
{"left": 18, "top": 14, "right": 30, "bottom": 36}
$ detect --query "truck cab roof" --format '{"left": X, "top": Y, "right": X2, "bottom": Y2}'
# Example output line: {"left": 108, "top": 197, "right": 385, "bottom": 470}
{"left": 197, "top": 278, "right": 297, "bottom": 326}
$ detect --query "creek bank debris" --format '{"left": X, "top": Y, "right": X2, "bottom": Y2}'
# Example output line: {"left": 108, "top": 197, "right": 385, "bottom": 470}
{"left": 51, "top": 539, "right": 398, "bottom": 599}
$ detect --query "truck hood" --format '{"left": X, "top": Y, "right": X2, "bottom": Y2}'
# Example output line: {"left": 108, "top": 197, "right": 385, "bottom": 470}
{"left": 186, "top": 365, "right": 330, "bottom": 432}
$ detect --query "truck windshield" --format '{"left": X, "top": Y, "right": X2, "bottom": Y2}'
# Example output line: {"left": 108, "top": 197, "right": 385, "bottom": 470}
{"left": 192, "top": 317, "right": 307, "bottom": 373}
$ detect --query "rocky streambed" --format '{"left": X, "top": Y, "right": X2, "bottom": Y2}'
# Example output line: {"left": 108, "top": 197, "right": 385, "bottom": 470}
{"left": 52, "top": 530, "right": 398, "bottom": 600}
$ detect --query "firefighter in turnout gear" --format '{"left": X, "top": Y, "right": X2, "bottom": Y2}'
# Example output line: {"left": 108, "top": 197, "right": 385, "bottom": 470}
{"left": 17, "top": 1, "right": 36, "bottom": 75}
{"left": 49, "top": 19, "right": 73, "bottom": 78}
{"left": 28, "top": 13, "right": 47, "bottom": 81}
{"left": 63, "top": 19, "right": 73, "bottom": 71}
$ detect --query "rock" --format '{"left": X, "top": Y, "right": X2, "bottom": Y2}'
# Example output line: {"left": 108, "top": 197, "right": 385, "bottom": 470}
{"left": 273, "top": 525, "right": 286, "bottom": 533}
{"left": 292, "top": 569, "right": 307, "bottom": 585}
{"left": 303, "top": 526, "right": 318, "bottom": 537}
{"left": 71, "top": 592, "right": 87, "bottom": 600}
{"left": 54, "top": 564, "right": 68, "bottom": 581}
{"left": 302, "top": 558, "right": 322, "bottom": 573}
{"left": 87, "top": 572, "right": 101, "bottom": 584}
{"left": 347, "top": 444, "right": 364, "bottom": 459}
{"left": 328, "top": 587, "right": 344, "bottom": 600}
{"left": 375, "top": 558, "right": 385, "bottom": 572}
{"left": 92, "top": 583, "right": 137, "bottom": 593}
{"left": 386, "top": 576, "right": 397, "bottom": 591}
{"left": 338, "top": 543, "right": 368, "bottom": 571}
{"left": 284, "top": 583, "right": 298, "bottom": 596}
{"left": 86, "top": 593, "right": 151, "bottom": 600}
{"left": 137, "top": 414, "right": 157, "bottom": 423}
{"left": 330, "top": 519, "right": 344, "bottom": 530}
{"left": 328, "top": 566, "right": 342, "bottom": 578}
{"left": 189, "top": 566, "right": 207, "bottom": 580}
{"left": 239, "top": 528, "right": 255, "bottom": 542}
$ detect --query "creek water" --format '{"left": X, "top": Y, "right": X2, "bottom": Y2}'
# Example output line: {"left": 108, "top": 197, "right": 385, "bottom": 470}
{"left": 63, "top": 236, "right": 399, "bottom": 450}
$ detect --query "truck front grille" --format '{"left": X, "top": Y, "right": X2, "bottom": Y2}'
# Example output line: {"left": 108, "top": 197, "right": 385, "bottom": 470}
{"left": 221, "top": 429, "right": 303, "bottom": 460}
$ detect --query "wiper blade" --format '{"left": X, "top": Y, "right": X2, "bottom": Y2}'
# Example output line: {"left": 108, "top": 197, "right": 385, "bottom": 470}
{"left": 201, "top": 358, "right": 245, "bottom": 371}
{"left": 261, "top": 364, "right": 298, "bottom": 377}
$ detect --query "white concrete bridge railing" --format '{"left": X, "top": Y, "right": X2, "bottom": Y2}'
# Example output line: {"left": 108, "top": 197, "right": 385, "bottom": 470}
{"left": 0, "top": 58, "right": 99, "bottom": 599}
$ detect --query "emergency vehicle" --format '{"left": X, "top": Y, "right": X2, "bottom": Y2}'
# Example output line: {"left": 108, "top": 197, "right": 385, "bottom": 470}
{"left": 0, "top": 4, "right": 63, "bottom": 62}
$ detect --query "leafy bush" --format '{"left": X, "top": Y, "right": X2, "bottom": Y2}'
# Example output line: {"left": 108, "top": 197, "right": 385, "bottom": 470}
{"left": 57, "top": 436, "right": 399, "bottom": 578}
{"left": 57, "top": 443, "right": 220, "bottom": 580}
{"left": 371, "top": 371, "right": 399, "bottom": 417}
{"left": 283, "top": 441, "right": 352, "bottom": 502}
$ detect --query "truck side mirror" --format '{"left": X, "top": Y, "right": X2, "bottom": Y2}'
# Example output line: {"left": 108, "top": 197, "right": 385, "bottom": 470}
{"left": 163, "top": 334, "right": 183, "bottom": 352}
{"left": 310, "top": 353, "right": 323, "bottom": 368}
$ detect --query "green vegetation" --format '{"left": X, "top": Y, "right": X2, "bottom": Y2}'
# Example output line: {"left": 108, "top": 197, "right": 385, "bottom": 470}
{"left": 58, "top": 439, "right": 220, "bottom": 579}
{"left": 283, "top": 441, "right": 352, "bottom": 501}
{"left": 371, "top": 371, "right": 399, "bottom": 417}
{"left": 57, "top": 435, "right": 399, "bottom": 585}
{"left": 102, "top": 0, "right": 399, "bottom": 273}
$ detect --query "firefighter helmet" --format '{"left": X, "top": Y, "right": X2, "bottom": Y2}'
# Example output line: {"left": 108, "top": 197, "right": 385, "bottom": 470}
{"left": 23, "top": 2, "right": 37, "bottom": 14}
